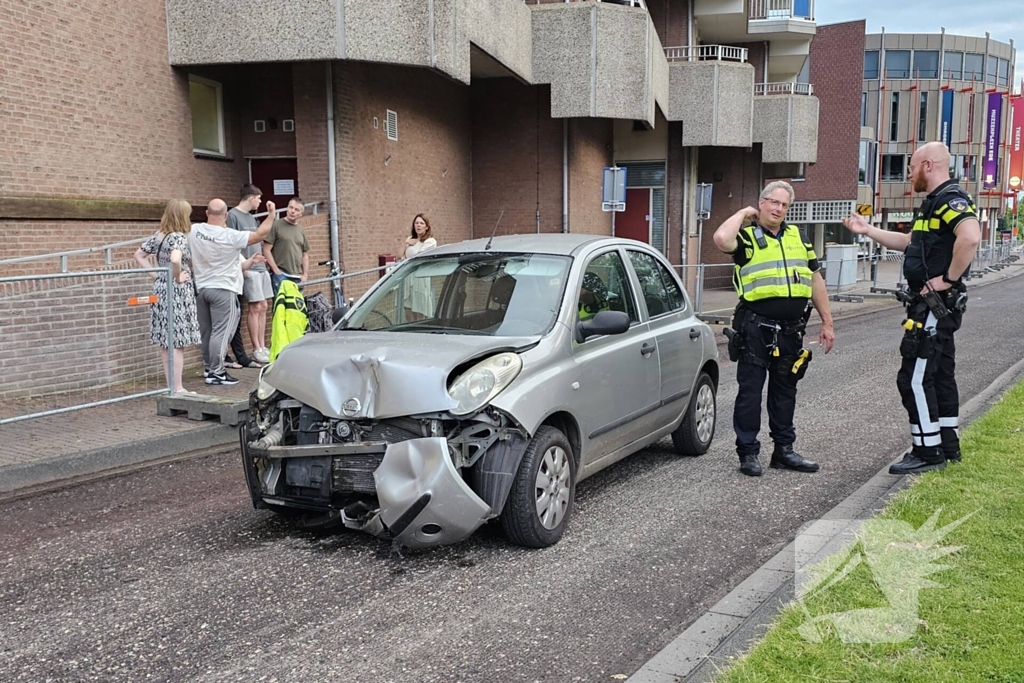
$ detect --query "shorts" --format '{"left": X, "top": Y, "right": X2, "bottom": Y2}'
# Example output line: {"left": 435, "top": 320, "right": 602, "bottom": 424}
{"left": 243, "top": 269, "right": 273, "bottom": 302}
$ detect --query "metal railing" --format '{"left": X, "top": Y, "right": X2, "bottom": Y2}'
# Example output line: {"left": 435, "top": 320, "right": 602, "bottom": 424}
{"left": 0, "top": 266, "right": 176, "bottom": 425}
{"left": 749, "top": 0, "right": 814, "bottom": 21}
{"left": 664, "top": 45, "right": 749, "bottom": 63}
{"left": 755, "top": 82, "right": 815, "bottom": 96}
{"left": 0, "top": 201, "right": 321, "bottom": 273}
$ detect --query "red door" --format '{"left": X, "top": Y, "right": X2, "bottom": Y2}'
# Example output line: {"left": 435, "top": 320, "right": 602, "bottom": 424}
{"left": 615, "top": 188, "right": 651, "bottom": 244}
{"left": 249, "top": 158, "right": 299, "bottom": 213}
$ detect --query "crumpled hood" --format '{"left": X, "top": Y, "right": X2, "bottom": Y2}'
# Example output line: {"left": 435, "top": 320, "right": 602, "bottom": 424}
{"left": 262, "top": 331, "right": 537, "bottom": 419}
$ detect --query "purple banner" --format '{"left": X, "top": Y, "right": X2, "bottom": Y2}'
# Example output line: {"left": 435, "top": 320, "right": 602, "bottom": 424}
{"left": 983, "top": 92, "right": 1002, "bottom": 189}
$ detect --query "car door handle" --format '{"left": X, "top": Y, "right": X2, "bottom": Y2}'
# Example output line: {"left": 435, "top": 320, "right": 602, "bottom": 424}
{"left": 689, "top": 328, "right": 701, "bottom": 340}
{"left": 640, "top": 342, "right": 655, "bottom": 356}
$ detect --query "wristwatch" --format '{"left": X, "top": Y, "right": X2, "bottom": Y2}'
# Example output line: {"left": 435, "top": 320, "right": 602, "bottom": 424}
{"left": 941, "top": 273, "right": 958, "bottom": 285}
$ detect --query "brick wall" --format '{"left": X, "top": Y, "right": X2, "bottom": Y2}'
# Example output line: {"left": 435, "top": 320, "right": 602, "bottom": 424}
{"left": 647, "top": 0, "right": 688, "bottom": 49}
{"left": 0, "top": 1, "right": 248, "bottom": 202}
{"left": 293, "top": 63, "right": 331, "bottom": 208}
{"left": 666, "top": 121, "right": 685, "bottom": 265}
{"left": 568, "top": 118, "right": 614, "bottom": 235}
{"left": 696, "top": 145, "right": 764, "bottom": 266}
{"left": 333, "top": 62, "right": 474, "bottom": 275}
{"left": 795, "top": 20, "right": 865, "bottom": 201}
{"left": 471, "top": 80, "right": 565, "bottom": 236}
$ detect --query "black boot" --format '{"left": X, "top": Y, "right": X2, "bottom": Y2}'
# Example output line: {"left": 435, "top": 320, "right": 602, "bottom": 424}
{"left": 889, "top": 447, "right": 946, "bottom": 475}
{"left": 739, "top": 454, "right": 762, "bottom": 477}
{"left": 770, "top": 444, "right": 820, "bottom": 473}
{"left": 945, "top": 447, "right": 962, "bottom": 463}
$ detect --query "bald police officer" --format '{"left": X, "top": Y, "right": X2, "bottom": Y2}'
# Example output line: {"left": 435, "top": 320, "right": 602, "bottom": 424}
{"left": 843, "top": 142, "right": 980, "bottom": 474}
{"left": 714, "top": 181, "right": 836, "bottom": 477}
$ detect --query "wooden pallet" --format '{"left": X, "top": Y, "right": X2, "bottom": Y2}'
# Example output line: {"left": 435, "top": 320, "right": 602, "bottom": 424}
{"left": 156, "top": 393, "right": 249, "bottom": 426}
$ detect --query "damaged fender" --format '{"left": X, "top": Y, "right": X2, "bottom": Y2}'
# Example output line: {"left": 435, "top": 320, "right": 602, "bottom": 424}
{"left": 375, "top": 437, "right": 492, "bottom": 550}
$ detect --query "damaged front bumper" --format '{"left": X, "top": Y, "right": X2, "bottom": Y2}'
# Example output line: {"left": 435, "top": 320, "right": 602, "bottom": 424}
{"left": 240, "top": 430, "right": 493, "bottom": 550}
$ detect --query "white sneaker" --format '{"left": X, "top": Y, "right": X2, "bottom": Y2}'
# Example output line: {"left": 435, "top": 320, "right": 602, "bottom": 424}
{"left": 254, "top": 347, "right": 270, "bottom": 364}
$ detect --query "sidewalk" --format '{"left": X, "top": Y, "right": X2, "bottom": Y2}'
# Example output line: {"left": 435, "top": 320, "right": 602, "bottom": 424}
{"left": 2, "top": 261, "right": 1022, "bottom": 496}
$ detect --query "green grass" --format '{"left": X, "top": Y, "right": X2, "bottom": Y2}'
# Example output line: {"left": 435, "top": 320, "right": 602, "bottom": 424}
{"left": 715, "top": 380, "right": 1024, "bottom": 683}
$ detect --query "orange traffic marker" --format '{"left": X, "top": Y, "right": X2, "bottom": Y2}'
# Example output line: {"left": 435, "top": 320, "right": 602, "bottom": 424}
{"left": 127, "top": 295, "right": 158, "bottom": 306}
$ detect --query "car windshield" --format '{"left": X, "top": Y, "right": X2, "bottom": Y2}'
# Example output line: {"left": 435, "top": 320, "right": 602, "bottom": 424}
{"left": 341, "top": 253, "right": 572, "bottom": 336}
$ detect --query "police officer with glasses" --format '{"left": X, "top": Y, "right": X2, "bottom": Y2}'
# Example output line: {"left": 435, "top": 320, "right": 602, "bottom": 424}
{"left": 843, "top": 142, "right": 980, "bottom": 475}
{"left": 714, "top": 181, "right": 836, "bottom": 477}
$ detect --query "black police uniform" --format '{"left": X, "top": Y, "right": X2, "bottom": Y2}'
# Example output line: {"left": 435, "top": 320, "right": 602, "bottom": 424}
{"left": 727, "top": 224, "right": 820, "bottom": 476}
{"left": 892, "top": 180, "right": 975, "bottom": 474}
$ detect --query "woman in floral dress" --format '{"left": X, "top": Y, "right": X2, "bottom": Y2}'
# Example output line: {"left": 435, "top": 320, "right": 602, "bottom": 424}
{"left": 133, "top": 199, "right": 201, "bottom": 394}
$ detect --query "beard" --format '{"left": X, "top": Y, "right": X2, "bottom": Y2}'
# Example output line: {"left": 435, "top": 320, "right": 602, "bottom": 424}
{"left": 912, "top": 171, "right": 928, "bottom": 193}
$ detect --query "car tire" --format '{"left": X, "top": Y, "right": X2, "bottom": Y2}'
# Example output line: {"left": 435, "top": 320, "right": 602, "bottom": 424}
{"left": 672, "top": 372, "right": 716, "bottom": 456}
{"left": 501, "top": 426, "right": 576, "bottom": 549}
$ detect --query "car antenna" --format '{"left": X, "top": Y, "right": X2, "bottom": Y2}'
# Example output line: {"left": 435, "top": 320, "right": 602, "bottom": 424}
{"left": 484, "top": 209, "right": 504, "bottom": 251}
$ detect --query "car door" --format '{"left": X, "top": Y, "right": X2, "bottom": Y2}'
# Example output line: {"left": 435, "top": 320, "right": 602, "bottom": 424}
{"left": 626, "top": 249, "right": 704, "bottom": 425}
{"left": 571, "top": 249, "right": 662, "bottom": 466}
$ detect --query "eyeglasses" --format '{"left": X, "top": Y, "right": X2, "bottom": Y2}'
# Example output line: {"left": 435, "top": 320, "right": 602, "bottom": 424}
{"left": 761, "top": 198, "right": 790, "bottom": 210}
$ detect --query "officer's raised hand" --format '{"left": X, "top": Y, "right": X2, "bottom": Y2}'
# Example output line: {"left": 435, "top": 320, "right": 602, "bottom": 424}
{"left": 842, "top": 214, "right": 871, "bottom": 234}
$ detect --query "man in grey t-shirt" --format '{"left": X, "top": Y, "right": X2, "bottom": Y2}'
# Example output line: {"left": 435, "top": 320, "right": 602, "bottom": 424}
{"left": 227, "top": 184, "right": 273, "bottom": 364}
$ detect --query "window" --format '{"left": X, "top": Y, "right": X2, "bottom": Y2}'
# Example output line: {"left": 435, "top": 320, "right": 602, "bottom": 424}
{"left": 985, "top": 56, "right": 997, "bottom": 84}
{"left": 881, "top": 154, "right": 906, "bottom": 181}
{"left": 885, "top": 50, "right": 911, "bottom": 78}
{"left": 861, "top": 92, "right": 867, "bottom": 126}
{"left": 188, "top": 75, "right": 225, "bottom": 156}
{"left": 627, "top": 251, "right": 685, "bottom": 317}
{"left": 918, "top": 91, "right": 929, "bottom": 141}
{"left": 859, "top": 140, "right": 877, "bottom": 186}
{"left": 890, "top": 92, "right": 900, "bottom": 142}
{"left": 950, "top": 155, "right": 977, "bottom": 182}
{"left": 943, "top": 51, "right": 963, "bottom": 80}
{"left": 998, "top": 58, "right": 1010, "bottom": 87}
{"left": 913, "top": 50, "right": 939, "bottom": 79}
{"left": 864, "top": 51, "right": 879, "bottom": 79}
{"left": 578, "top": 252, "right": 638, "bottom": 325}
{"left": 964, "top": 53, "right": 984, "bottom": 81}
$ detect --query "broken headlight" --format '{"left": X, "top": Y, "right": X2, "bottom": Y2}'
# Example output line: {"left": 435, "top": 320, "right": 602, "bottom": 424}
{"left": 256, "top": 364, "right": 278, "bottom": 401}
{"left": 448, "top": 352, "right": 522, "bottom": 416}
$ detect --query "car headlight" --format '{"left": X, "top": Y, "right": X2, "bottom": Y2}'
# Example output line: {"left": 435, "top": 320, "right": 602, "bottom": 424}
{"left": 448, "top": 353, "right": 523, "bottom": 416}
{"left": 255, "top": 364, "right": 278, "bottom": 401}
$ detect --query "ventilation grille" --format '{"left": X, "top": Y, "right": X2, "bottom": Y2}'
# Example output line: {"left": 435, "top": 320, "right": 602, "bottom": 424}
{"left": 282, "top": 119, "right": 294, "bottom": 133}
{"left": 385, "top": 109, "right": 398, "bottom": 141}
{"left": 254, "top": 120, "right": 266, "bottom": 133}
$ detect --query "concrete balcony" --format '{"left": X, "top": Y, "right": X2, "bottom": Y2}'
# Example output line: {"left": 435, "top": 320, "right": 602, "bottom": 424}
{"left": 665, "top": 45, "right": 754, "bottom": 147}
{"left": 165, "top": 0, "right": 533, "bottom": 85}
{"left": 531, "top": 1, "right": 668, "bottom": 126}
{"left": 752, "top": 82, "right": 819, "bottom": 163}
{"left": 694, "top": 0, "right": 815, "bottom": 44}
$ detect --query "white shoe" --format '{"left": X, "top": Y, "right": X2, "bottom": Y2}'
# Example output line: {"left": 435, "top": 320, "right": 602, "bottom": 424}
{"left": 254, "top": 347, "right": 271, "bottom": 364}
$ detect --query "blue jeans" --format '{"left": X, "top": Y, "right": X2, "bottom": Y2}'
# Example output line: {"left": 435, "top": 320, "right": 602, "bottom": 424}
{"left": 271, "top": 273, "right": 301, "bottom": 297}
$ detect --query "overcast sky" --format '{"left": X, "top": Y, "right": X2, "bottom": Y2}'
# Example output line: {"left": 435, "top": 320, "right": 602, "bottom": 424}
{"left": 816, "top": 0, "right": 1022, "bottom": 92}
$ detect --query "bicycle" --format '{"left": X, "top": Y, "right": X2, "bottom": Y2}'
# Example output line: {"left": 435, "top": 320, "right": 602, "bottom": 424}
{"left": 318, "top": 259, "right": 345, "bottom": 309}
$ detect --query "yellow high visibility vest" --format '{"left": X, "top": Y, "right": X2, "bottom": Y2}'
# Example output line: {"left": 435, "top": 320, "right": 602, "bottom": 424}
{"left": 270, "top": 280, "right": 308, "bottom": 362}
{"left": 733, "top": 224, "right": 814, "bottom": 301}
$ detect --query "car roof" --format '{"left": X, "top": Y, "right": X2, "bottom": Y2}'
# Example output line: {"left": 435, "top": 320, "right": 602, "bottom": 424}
{"left": 425, "top": 234, "right": 647, "bottom": 258}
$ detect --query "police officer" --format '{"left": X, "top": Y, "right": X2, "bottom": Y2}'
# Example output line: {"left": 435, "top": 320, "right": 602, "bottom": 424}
{"left": 843, "top": 142, "right": 980, "bottom": 474}
{"left": 713, "top": 181, "right": 836, "bottom": 477}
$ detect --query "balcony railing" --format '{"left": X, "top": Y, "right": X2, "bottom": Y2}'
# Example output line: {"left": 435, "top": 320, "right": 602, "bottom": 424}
{"left": 755, "top": 82, "right": 814, "bottom": 96}
{"left": 749, "top": 0, "right": 814, "bottom": 21}
{"left": 565, "top": 0, "right": 647, "bottom": 8}
{"left": 664, "top": 45, "right": 748, "bottom": 63}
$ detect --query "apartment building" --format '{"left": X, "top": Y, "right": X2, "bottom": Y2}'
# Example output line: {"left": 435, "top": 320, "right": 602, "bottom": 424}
{"left": 861, "top": 31, "right": 1016, "bottom": 234}
{"left": 2, "top": 0, "right": 827, "bottom": 275}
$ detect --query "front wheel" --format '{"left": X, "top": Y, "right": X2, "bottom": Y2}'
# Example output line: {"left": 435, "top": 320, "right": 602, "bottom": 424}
{"left": 672, "top": 372, "right": 716, "bottom": 455}
{"left": 501, "top": 426, "right": 576, "bottom": 548}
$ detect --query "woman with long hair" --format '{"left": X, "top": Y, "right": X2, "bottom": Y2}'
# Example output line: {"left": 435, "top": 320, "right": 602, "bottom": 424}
{"left": 401, "top": 213, "right": 438, "bottom": 320}
{"left": 133, "top": 199, "right": 201, "bottom": 394}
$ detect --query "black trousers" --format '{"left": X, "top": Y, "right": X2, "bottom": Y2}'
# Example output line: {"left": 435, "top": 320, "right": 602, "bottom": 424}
{"left": 895, "top": 302, "right": 962, "bottom": 462}
{"left": 733, "top": 317, "right": 804, "bottom": 457}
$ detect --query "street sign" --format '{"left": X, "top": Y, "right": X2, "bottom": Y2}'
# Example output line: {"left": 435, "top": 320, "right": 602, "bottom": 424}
{"left": 856, "top": 204, "right": 873, "bottom": 216}
{"left": 602, "top": 166, "right": 627, "bottom": 212}
{"left": 696, "top": 183, "right": 713, "bottom": 219}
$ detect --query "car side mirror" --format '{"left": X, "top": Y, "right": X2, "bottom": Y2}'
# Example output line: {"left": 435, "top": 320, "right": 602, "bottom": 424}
{"left": 331, "top": 305, "right": 348, "bottom": 325}
{"left": 575, "top": 310, "right": 631, "bottom": 343}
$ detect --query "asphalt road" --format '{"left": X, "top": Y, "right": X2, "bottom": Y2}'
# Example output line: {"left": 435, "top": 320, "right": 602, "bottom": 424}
{"left": 2, "top": 274, "right": 1023, "bottom": 683}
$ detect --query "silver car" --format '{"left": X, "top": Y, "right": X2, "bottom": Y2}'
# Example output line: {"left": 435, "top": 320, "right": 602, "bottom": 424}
{"left": 241, "top": 235, "right": 719, "bottom": 549}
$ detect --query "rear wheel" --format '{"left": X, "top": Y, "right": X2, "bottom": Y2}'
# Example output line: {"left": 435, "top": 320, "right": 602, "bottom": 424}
{"left": 501, "top": 426, "right": 575, "bottom": 548}
{"left": 672, "top": 372, "right": 716, "bottom": 455}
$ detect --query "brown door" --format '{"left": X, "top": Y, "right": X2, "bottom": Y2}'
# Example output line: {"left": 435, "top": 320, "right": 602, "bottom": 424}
{"left": 615, "top": 188, "right": 651, "bottom": 244}
{"left": 249, "top": 158, "right": 299, "bottom": 213}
